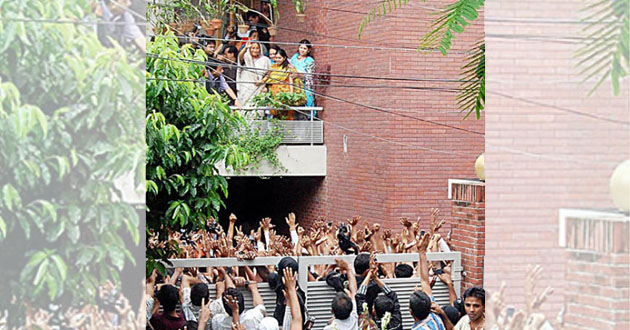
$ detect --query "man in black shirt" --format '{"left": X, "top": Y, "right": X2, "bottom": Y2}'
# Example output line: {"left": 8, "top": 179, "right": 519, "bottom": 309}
{"left": 218, "top": 46, "right": 239, "bottom": 105}
{"left": 246, "top": 11, "right": 270, "bottom": 43}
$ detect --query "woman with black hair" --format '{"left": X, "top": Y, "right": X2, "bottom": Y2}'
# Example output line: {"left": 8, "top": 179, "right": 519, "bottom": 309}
{"left": 258, "top": 48, "right": 306, "bottom": 119}
{"left": 290, "top": 39, "right": 316, "bottom": 109}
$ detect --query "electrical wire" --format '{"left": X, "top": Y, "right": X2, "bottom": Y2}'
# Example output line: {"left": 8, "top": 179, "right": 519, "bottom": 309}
{"left": 147, "top": 76, "right": 461, "bottom": 92}
{"left": 147, "top": 71, "right": 484, "bottom": 135}
{"left": 288, "top": 107, "right": 481, "bottom": 156}
{"left": 0, "top": 17, "right": 149, "bottom": 26}
{"left": 489, "top": 90, "right": 630, "bottom": 126}
{"left": 145, "top": 51, "right": 468, "bottom": 84}
{"left": 150, "top": 21, "right": 473, "bottom": 54}
{"left": 485, "top": 34, "right": 583, "bottom": 45}
{"left": 486, "top": 142, "right": 624, "bottom": 166}
{"left": 485, "top": 17, "right": 619, "bottom": 25}
{"left": 147, "top": 9, "right": 477, "bottom": 55}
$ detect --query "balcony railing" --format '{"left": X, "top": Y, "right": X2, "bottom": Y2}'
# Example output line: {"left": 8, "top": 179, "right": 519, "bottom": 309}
{"left": 219, "top": 107, "right": 326, "bottom": 176}
{"left": 232, "top": 106, "right": 324, "bottom": 145}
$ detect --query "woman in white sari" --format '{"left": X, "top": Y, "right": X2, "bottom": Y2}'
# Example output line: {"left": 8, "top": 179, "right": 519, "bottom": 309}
{"left": 237, "top": 41, "right": 271, "bottom": 118}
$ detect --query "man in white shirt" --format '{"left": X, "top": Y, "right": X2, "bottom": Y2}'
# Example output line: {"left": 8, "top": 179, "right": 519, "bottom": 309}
{"left": 212, "top": 267, "right": 268, "bottom": 330}
{"left": 323, "top": 258, "right": 358, "bottom": 330}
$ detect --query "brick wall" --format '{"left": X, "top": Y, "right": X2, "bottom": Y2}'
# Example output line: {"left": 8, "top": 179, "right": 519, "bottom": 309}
{"left": 449, "top": 180, "right": 485, "bottom": 293}
{"left": 485, "top": 0, "right": 629, "bottom": 319}
{"left": 273, "top": 1, "right": 485, "bottom": 231}
{"left": 562, "top": 211, "right": 630, "bottom": 329}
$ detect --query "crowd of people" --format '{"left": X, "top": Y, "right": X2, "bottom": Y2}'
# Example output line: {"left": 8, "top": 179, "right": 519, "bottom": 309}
{"left": 175, "top": 11, "right": 317, "bottom": 120}
{"left": 146, "top": 210, "right": 486, "bottom": 330}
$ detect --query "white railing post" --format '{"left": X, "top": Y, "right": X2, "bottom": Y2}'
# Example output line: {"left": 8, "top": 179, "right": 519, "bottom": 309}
{"left": 310, "top": 108, "right": 314, "bottom": 146}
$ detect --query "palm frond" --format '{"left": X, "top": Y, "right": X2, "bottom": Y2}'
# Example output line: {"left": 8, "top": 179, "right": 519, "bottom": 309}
{"left": 357, "top": 0, "right": 412, "bottom": 39}
{"left": 457, "top": 41, "right": 485, "bottom": 119}
{"left": 576, "top": 0, "right": 629, "bottom": 96}
{"left": 419, "top": 0, "right": 484, "bottom": 55}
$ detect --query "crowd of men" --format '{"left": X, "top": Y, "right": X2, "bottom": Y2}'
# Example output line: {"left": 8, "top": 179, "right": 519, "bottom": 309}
{"left": 146, "top": 211, "right": 486, "bottom": 330}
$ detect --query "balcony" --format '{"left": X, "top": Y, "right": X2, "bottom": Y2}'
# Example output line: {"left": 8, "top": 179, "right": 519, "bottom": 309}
{"left": 217, "top": 107, "right": 326, "bottom": 177}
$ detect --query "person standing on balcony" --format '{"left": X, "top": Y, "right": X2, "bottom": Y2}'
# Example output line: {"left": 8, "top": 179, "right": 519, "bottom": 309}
{"left": 257, "top": 48, "right": 305, "bottom": 120}
{"left": 217, "top": 45, "right": 239, "bottom": 105}
{"left": 290, "top": 39, "right": 316, "bottom": 111}
{"left": 204, "top": 60, "right": 242, "bottom": 108}
{"left": 237, "top": 41, "right": 271, "bottom": 114}
{"left": 246, "top": 11, "right": 270, "bottom": 44}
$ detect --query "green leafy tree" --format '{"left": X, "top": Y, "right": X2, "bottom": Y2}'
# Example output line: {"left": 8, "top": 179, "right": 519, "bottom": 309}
{"left": 576, "top": 0, "right": 629, "bottom": 95}
{"left": 0, "top": 0, "right": 143, "bottom": 324}
{"left": 145, "top": 33, "right": 250, "bottom": 274}
{"left": 358, "top": 0, "right": 485, "bottom": 119}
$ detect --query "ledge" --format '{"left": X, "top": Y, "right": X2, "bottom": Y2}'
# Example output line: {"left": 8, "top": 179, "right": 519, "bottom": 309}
{"left": 217, "top": 145, "right": 326, "bottom": 177}
{"left": 558, "top": 208, "right": 630, "bottom": 249}
{"left": 448, "top": 178, "right": 485, "bottom": 201}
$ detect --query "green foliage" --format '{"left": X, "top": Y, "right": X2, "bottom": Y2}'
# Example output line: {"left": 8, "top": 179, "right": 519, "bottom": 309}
{"left": 358, "top": 0, "right": 411, "bottom": 39}
{"left": 146, "top": 32, "right": 250, "bottom": 274}
{"left": 252, "top": 91, "right": 307, "bottom": 108}
{"left": 576, "top": 0, "right": 629, "bottom": 95}
{"left": 357, "top": 0, "right": 485, "bottom": 119}
{"left": 231, "top": 120, "right": 286, "bottom": 173}
{"left": 292, "top": 0, "right": 306, "bottom": 14}
{"left": 417, "top": 0, "right": 484, "bottom": 55}
{"left": 458, "top": 42, "right": 485, "bottom": 119}
{"left": 0, "top": 0, "right": 143, "bottom": 321}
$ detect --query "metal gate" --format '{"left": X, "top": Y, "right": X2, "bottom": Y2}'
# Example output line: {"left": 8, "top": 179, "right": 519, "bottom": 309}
{"left": 167, "top": 252, "right": 462, "bottom": 329}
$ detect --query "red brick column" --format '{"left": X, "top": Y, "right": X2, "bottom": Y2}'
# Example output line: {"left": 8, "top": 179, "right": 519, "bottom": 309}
{"left": 560, "top": 209, "right": 630, "bottom": 330}
{"left": 449, "top": 179, "right": 485, "bottom": 294}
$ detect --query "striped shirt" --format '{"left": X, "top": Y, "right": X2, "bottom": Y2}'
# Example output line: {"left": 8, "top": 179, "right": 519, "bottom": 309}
{"left": 411, "top": 296, "right": 446, "bottom": 330}
{"left": 411, "top": 313, "right": 446, "bottom": 330}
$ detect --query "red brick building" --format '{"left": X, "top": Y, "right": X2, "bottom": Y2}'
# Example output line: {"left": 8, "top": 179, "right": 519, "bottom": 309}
{"left": 266, "top": 0, "right": 485, "bottom": 228}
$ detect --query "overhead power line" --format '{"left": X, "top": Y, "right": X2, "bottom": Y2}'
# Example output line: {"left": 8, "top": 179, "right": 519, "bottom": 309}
{"left": 145, "top": 51, "right": 468, "bottom": 84}
{"left": 489, "top": 90, "right": 630, "bottom": 126}
{"left": 147, "top": 70, "right": 484, "bottom": 136}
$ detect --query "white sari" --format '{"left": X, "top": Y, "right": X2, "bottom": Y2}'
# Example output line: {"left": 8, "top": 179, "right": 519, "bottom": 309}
{"left": 237, "top": 50, "right": 271, "bottom": 119}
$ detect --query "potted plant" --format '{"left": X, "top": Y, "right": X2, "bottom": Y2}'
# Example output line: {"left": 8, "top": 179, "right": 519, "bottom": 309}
{"left": 232, "top": 4, "right": 250, "bottom": 35}
{"left": 149, "top": 1, "right": 178, "bottom": 34}
{"left": 292, "top": 0, "right": 306, "bottom": 23}
{"left": 171, "top": 0, "right": 195, "bottom": 33}
{"left": 203, "top": 0, "right": 228, "bottom": 30}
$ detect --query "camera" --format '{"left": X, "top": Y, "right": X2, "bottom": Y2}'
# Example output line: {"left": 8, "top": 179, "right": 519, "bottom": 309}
{"left": 337, "top": 222, "right": 348, "bottom": 234}
{"left": 207, "top": 221, "right": 219, "bottom": 234}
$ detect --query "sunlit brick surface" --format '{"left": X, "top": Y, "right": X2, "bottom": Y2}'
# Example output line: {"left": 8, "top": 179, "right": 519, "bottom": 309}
{"left": 485, "top": 0, "right": 630, "bottom": 324}
{"left": 274, "top": 0, "right": 485, "bottom": 232}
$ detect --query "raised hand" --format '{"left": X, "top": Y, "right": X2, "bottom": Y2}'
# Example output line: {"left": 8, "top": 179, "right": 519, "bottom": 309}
{"left": 371, "top": 223, "right": 381, "bottom": 232}
{"left": 229, "top": 213, "right": 237, "bottom": 224}
{"left": 301, "top": 234, "right": 313, "bottom": 247}
{"left": 360, "top": 241, "right": 372, "bottom": 252}
{"left": 429, "top": 233, "right": 441, "bottom": 252}
{"left": 285, "top": 212, "right": 297, "bottom": 230}
{"left": 282, "top": 267, "right": 297, "bottom": 291}
{"left": 382, "top": 229, "right": 392, "bottom": 240}
{"left": 437, "top": 271, "right": 452, "bottom": 285}
{"left": 350, "top": 215, "right": 361, "bottom": 227}
{"left": 400, "top": 217, "right": 413, "bottom": 228}
{"left": 224, "top": 295, "right": 240, "bottom": 314}
{"left": 417, "top": 232, "right": 431, "bottom": 252}
{"left": 364, "top": 225, "right": 374, "bottom": 239}
{"left": 412, "top": 218, "right": 421, "bottom": 235}
{"left": 253, "top": 227, "right": 262, "bottom": 241}
{"left": 260, "top": 217, "right": 272, "bottom": 231}
{"left": 235, "top": 225, "right": 244, "bottom": 238}
{"left": 216, "top": 224, "right": 225, "bottom": 237}
{"left": 297, "top": 226, "right": 305, "bottom": 237}
{"left": 198, "top": 298, "right": 212, "bottom": 326}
